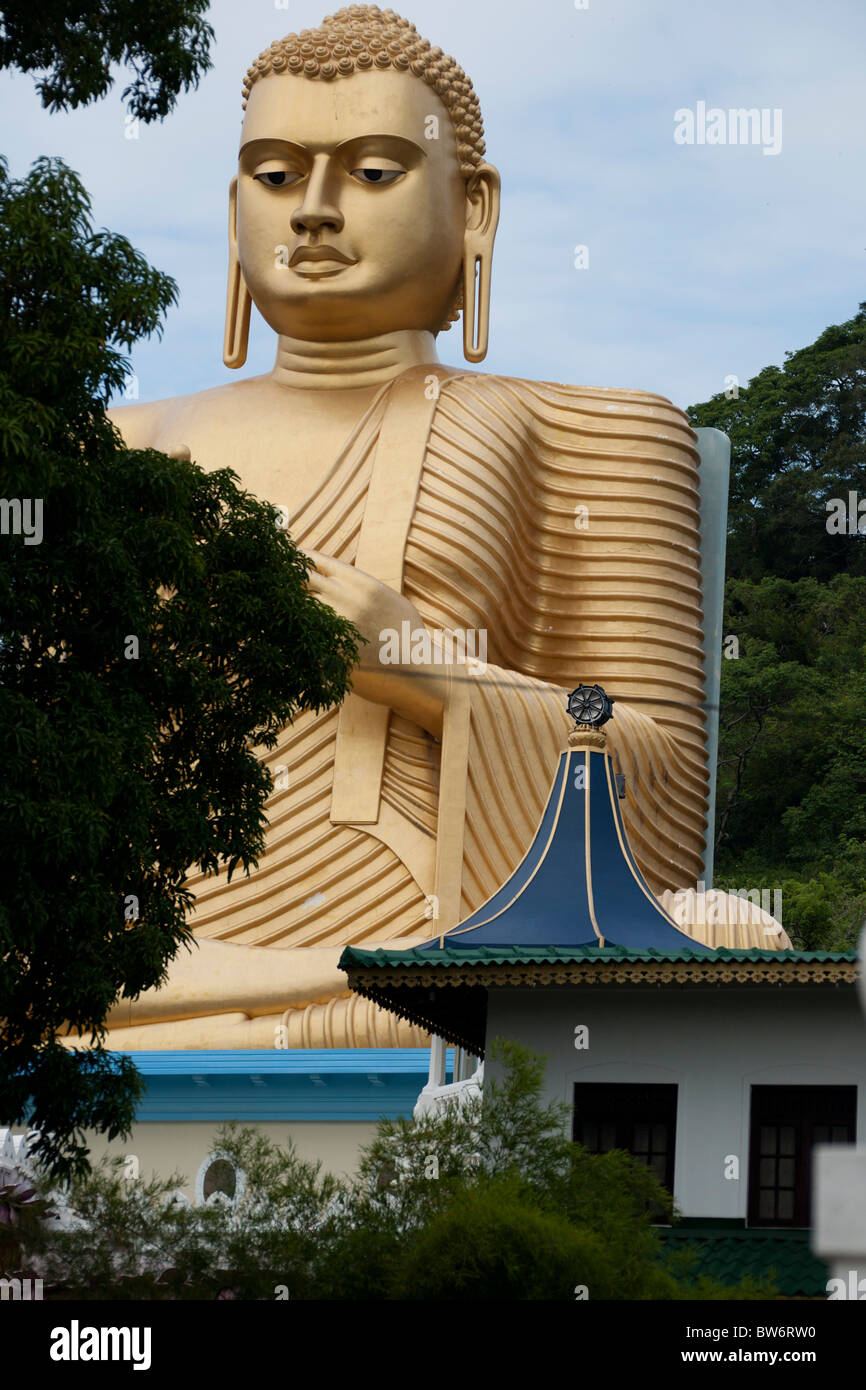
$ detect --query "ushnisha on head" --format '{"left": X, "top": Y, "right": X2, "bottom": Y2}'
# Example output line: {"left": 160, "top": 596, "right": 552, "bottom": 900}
{"left": 224, "top": 5, "right": 500, "bottom": 368}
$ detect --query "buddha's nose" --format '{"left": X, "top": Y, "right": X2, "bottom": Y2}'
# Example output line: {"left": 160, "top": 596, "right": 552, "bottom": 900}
{"left": 291, "top": 205, "right": 344, "bottom": 235}
{"left": 291, "top": 156, "right": 344, "bottom": 236}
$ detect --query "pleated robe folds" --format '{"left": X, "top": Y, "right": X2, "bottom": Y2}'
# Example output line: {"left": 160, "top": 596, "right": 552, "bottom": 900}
{"left": 183, "top": 366, "right": 710, "bottom": 969}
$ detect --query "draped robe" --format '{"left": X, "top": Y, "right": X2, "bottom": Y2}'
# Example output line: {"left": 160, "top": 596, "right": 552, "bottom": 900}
{"left": 99, "top": 365, "right": 782, "bottom": 1049}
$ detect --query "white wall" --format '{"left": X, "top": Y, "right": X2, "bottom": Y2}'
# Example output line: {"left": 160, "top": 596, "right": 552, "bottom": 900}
{"left": 5, "top": 1122, "right": 379, "bottom": 1198}
{"left": 486, "top": 986, "right": 866, "bottom": 1219}
{"left": 87, "top": 1121, "right": 381, "bottom": 1196}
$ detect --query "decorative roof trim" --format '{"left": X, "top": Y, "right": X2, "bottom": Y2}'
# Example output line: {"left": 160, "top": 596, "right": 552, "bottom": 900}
{"left": 339, "top": 948, "right": 859, "bottom": 1053}
{"left": 347, "top": 961, "right": 861, "bottom": 995}
{"left": 343, "top": 980, "right": 484, "bottom": 1056}
{"left": 345, "top": 956, "right": 857, "bottom": 990}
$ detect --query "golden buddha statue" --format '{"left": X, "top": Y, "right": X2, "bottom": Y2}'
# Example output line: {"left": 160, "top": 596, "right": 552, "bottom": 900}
{"left": 97, "top": 5, "right": 788, "bottom": 1051}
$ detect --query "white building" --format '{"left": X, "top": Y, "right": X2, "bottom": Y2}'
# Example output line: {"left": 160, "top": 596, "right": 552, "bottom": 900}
{"left": 341, "top": 704, "right": 860, "bottom": 1296}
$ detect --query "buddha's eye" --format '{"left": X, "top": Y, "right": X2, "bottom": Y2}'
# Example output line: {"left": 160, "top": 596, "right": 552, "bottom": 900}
{"left": 254, "top": 170, "right": 303, "bottom": 188}
{"left": 350, "top": 168, "right": 404, "bottom": 186}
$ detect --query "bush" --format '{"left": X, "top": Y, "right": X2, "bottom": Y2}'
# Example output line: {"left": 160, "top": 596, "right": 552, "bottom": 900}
{"left": 394, "top": 1179, "right": 616, "bottom": 1300}
{"left": 12, "top": 1044, "right": 778, "bottom": 1300}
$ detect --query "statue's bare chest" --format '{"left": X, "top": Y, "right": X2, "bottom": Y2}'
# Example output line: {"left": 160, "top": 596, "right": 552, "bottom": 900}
{"left": 151, "top": 384, "right": 385, "bottom": 518}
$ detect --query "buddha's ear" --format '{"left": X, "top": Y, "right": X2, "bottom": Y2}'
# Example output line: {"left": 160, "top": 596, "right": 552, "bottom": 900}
{"left": 462, "top": 164, "right": 501, "bottom": 364}
{"left": 223, "top": 176, "right": 252, "bottom": 369}
{"left": 464, "top": 163, "right": 501, "bottom": 238}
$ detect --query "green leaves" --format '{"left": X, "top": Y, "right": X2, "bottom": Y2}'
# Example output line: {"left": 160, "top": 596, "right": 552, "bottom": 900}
{"left": 0, "top": 1, "right": 214, "bottom": 122}
{"left": 0, "top": 157, "right": 176, "bottom": 471}
{"left": 9, "top": 1044, "right": 771, "bottom": 1299}
{"left": 688, "top": 305, "right": 866, "bottom": 949}
{"left": 713, "top": 574, "right": 866, "bottom": 929}
{"left": 688, "top": 303, "right": 866, "bottom": 584}
{"left": 712, "top": 574, "right": 866, "bottom": 946}
{"left": 0, "top": 159, "right": 360, "bottom": 1179}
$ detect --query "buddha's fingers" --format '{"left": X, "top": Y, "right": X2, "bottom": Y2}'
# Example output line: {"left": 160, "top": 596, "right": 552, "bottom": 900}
{"left": 299, "top": 546, "right": 335, "bottom": 598}
{"left": 300, "top": 546, "right": 330, "bottom": 572}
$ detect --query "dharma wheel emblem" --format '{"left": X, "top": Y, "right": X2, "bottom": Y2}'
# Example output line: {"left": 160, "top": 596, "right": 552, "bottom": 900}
{"left": 567, "top": 684, "right": 614, "bottom": 728}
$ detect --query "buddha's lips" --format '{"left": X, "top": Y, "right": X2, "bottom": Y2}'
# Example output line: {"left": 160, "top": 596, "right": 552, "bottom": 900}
{"left": 290, "top": 246, "right": 355, "bottom": 267}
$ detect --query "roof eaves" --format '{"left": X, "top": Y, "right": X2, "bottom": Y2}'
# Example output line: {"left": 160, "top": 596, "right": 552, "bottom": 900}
{"left": 340, "top": 945, "right": 858, "bottom": 988}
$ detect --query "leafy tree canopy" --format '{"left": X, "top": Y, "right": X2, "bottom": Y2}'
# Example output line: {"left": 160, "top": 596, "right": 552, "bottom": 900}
{"left": 0, "top": 0, "right": 214, "bottom": 122}
{"left": 688, "top": 304, "right": 866, "bottom": 948}
{"left": 0, "top": 156, "right": 360, "bottom": 1179}
{"left": 689, "top": 303, "right": 866, "bottom": 583}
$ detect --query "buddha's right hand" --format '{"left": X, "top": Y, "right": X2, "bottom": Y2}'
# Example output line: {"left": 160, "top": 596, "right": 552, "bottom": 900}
{"left": 301, "top": 547, "right": 448, "bottom": 736}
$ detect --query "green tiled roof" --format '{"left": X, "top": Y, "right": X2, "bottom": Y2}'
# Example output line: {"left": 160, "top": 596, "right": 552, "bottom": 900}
{"left": 659, "top": 1228, "right": 829, "bottom": 1298}
{"left": 340, "top": 945, "right": 856, "bottom": 969}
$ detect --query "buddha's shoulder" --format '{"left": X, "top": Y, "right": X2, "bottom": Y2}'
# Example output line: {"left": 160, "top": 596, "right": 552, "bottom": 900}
{"left": 107, "top": 375, "right": 275, "bottom": 451}
{"left": 444, "top": 370, "right": 695, "bottom": 444}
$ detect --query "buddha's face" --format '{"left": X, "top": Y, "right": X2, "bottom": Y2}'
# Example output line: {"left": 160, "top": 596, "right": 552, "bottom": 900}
{"left": 236, "top": 68, "right": 480, "bottom": 341}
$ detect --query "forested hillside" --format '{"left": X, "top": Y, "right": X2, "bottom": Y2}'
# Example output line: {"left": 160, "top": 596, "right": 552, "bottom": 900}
{"left": 688, "top": 304, "right": 866, "bottom": 949}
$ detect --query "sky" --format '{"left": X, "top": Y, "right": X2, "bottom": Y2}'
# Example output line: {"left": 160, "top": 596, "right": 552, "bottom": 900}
{"left": 2, "top": 0, "right": 864, "bottom": 410}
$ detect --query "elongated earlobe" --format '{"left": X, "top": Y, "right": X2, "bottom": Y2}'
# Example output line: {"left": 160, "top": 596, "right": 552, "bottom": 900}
{"left": 223, "top": 177, "right": 252, "bottom": 369}
{"left": 461, "top": 164, "right": 500, "bottom": 365}
{"left": 462, "top": 245, "right": 492, "bottom": 364}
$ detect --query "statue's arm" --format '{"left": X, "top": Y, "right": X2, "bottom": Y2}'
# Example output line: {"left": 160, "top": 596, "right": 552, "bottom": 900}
{"left": 107, "top": 402, "right": 193, "bottom": 463}
{"left": 64, "top": 936, "right": 430, "bottom": 1049}
{"left": 105, "top": 401, "right": 164, "bottom": 450}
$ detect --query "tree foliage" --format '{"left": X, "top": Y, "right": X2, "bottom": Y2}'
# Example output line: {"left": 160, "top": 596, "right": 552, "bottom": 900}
{"left": 0, "top": 157, "right": 361, "bottom": 1179}
{"left": 690, "top": 304, "right": 866, "bottom": 583}
{"left": 0, "top": 0, "right": 214, "bottom": 122}
{"left": 688, "top": 305, "right": 866, "bottom": 947}
{"left": 12, "top": 1042, "right": 774, "bottom": 1300}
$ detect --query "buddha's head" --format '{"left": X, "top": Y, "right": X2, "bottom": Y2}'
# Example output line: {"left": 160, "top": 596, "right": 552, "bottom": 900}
{"left": 224, "top": 5, "right": 500, "bottom": 367}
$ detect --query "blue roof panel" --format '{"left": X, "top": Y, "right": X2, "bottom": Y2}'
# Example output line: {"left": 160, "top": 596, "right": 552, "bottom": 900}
{"left": 426, "top": 744, "right": 710, "bottom": 953}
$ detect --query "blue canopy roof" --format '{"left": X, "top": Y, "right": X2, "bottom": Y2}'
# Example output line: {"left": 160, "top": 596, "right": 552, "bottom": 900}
{"left": 425, "top": 741, "right": 709, "bottom": 952}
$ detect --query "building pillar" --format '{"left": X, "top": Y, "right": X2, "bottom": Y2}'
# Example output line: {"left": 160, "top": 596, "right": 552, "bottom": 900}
{"left": 428, "top": 1034, "right": 446, "bottom": 1088}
